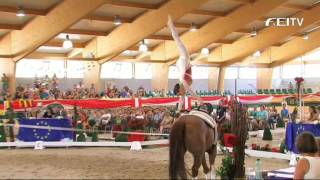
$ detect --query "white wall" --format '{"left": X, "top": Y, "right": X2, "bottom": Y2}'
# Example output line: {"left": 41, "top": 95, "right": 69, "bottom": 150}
{"left": 101, "top": 79, "right": 152, "bottom": 91}
{"left": 225, "top": 79, "right": 257, "bottom": 93}
{"left": 168, "top": 79, "right": 209, "bottom": 92}
{"left": 16, "top": 78, "right": 83, "bottom": 91}
{"left": 272, "top": 78, "right": 320, "bottom": 92}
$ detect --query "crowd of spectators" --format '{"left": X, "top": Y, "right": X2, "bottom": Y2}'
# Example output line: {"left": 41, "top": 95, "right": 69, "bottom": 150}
{"left": 0, "top": 74, "right": 167, "bottom": 101}
{"left": 26, "top": 105, "right": 177, "bottom": 135}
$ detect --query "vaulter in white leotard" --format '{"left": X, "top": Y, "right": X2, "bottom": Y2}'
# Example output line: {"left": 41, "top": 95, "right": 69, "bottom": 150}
{"left": 168, "top": 15, "right": 202, "bottom": 112}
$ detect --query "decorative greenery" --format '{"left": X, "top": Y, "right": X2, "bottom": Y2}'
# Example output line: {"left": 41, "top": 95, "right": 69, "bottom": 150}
{"left": 115, "top": 133, "right": 128, "bottom": 142}
{"left": 0, "top": 119, "right": 6, "bottom": 142}
{"left": 218, "top": 98, "right": 247, "bottom": 179}
{"left": 277, "top": 119, "right": 285, "bottom": 128}
{"left": 216, "top": 148, "right": 234, "bottom": 179}
{"left": 88, "top": 119, "right": 98, "bottom": 142}
{"left": 76, "top": 122, "right": 86, "bottom": 142}
{"left": 262, "top": 127, "right": 273, "bottom": 141}
{"left": 280, "top": 140, "right": 287, "bottom": 154}
{"left": 6, "top": 107, "right": 15, "bottom": 142}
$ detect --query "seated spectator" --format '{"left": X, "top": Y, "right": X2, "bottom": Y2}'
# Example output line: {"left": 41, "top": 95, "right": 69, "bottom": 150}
{"left": 252, "top": 105, "right": 268, "bottom": 130}
{"left": 280, "top": 103, "right": 290, "bottom": 122}
{"left": 249, "top": 106, "right": 258, "bottom": 118}
{"left": 268, "top": 106, "right": 279, "bottom": 129}
{"left": 160, "top": 111, "right": 174, "bottom": 134}
{"left": 43, "top": 108, "right": 53, "bottom": 118}
{"left": 294, "top": 132, "right": 320, "bottom": 179}
{"left": 307, "top": 106, "right": 319, "bottom": 122}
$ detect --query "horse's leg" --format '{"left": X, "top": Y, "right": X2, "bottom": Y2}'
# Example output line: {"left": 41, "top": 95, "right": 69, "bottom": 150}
{"left": 202, "top": 153, "right": 211, "bottom": 180}
{"left": 191, "top": 154, "right": 203, "bottom": 179}
{"left": 208, "top": 145, "right": 217, "bottom": 179}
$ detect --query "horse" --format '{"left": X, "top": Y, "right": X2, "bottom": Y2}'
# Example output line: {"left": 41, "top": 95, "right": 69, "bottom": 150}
{"left": 169, "top": 104, "right": 218, "bottom": 179}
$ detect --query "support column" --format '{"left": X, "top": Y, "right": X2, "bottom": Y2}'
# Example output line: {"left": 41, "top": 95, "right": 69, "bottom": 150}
{"left": 0, "top": 58, "right": 16, "bottom": 97}
{"left": 152, "top": 63, "right": 169, "bottom": 91}
{"left": 257, "top": 68, "right": 273, "bottom": 89}
{"left": 208, "top": 67, "right": 220, "bottom": 90}
{"left": 83, "top": 62, "right": 102, "bottom": 91}
{"left": 218, "top": 67, "right": 226, "bottom": 93}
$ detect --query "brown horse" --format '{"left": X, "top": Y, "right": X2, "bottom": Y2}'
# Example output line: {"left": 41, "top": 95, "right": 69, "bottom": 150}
{"left": 169, "top": 111, "right": 218, "bottom": 179}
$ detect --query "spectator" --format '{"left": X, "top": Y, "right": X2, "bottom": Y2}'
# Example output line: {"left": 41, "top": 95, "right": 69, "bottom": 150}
{"left": 294, "top": 132, "right": 320, "bottom": 179}
{"left": 288, "top": 81, "right": 294, "bottom": 90}
{"left": 268, "top": 105, "right": 279, "bottom": 129}
{"left": 254, "top": 105, "right": 268, "bottom": 130}
{"left": 280, "top": 103, "right": 290, "bottom": 122}
{"left": 216, "top": 100, "right": 226, "bottom": 123}
{"left": 307, "top": 106, "right": 319, "bottom": 122}
{"left": 160, "top": 111, "right": 174, "bottom": 134}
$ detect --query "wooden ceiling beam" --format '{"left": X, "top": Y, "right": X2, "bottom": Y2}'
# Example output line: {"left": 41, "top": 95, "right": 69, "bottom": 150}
{"left": 150, "top": 0, "right": 287, "bottom": 62}
{"left": 63, "top": 29, "right": 108, "bottom": 36}
{"left": 106, "top": 1, "right": 159, "bottom": 9}
{"left": 0, "top": 0, "right": 107, "bottom": 61}
{"left": 220, "top": 5, "right": 320, "bottom": 66}
{"left": 92, "top": 0, "right": 210, "bottom": 64}
{"left": 0, "top": 6, "right": 47, "bottom": 16}
{"left": 219, "top": 4, "right": 320, "bottom": 67}
{"left": 146, "top": 35, "right": 172, "bottom": 40}
{"left": 225, "top": 0, "right": 253, "bottom": 4}
{"left": 282, "top": 3, "right": 310, "bottom": 10}
{"left": 0, "top": 24, "right": 22, "bottom": 30}
{"left": 269, "top": 29, "right": 320, "bottom": 67}
{"left": 85, "top": 14, "right": 133, "bottom": 23}
{"left": 44, "top": 41, "right": 86, "bottom": 48}
{"left": 190, "top": 9, "right": 226, "bottom": 17}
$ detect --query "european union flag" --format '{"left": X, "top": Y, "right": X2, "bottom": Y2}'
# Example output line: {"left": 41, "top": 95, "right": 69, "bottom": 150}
{"left": 17, "top": 118, "right": 74, "bottom": 142}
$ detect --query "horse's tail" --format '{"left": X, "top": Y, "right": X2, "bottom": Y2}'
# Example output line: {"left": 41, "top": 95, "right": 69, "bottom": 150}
{"left": 169, "top": 117, "right": 186, "bottom": 179}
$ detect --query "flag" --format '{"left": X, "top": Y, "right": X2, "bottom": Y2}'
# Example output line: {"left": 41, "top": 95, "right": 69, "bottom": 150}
{"left": 17, "top": 118, "right": 74, "bottom": 142}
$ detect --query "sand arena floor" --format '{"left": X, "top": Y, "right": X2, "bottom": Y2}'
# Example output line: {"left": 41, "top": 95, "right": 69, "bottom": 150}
{"left": 0, "top": 147, "right": 289, "bottom": 179}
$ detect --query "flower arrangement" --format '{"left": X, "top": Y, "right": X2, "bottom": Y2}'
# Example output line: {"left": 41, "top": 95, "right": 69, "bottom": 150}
{"left": 294, "top": 77, "right": 304, "bottom": 84}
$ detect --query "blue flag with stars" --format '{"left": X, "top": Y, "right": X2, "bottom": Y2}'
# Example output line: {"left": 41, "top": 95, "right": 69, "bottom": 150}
{"left": 17, "top": 118, "right": 73, "bottom": 142}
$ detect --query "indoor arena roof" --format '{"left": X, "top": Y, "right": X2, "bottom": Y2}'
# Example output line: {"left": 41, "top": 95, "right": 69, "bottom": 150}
{"left": 0, "top": 0, "right": 320, "bottom": 67}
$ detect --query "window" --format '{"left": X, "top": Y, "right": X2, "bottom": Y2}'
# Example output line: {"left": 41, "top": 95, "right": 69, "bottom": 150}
{"left": 135, "top": 63, "right": 152, "bottom": 79}
{"left": 303, "top": 49, "right": 320, "bottom": 61}
{"left": 239, "top": 67, "right": 257, "bottom": 79}
{"left": 16, "top": 59, "right": 64, "bottom": 78}
{"left": 168, "top": 66, "right": 179, "bottom": 79}
{"left": 225, "top": 67, "right": 238, "bottom": 79}
{"left": 100, "top": 62, "right": 133, "bottom": 79}
{"left": 282, "top": 64, "right": 303, "bottom": 79}
{"left": 272, "top": 67, "right": 281, "bottom": 79}
{"left": 304, "top": 64, "right": 320, "bottom": 78}
{"left": 67, "top": 61, "right": 85, "bottom": 78}
{"left": 192, "top": 66, "right": 209, "bottom": 79}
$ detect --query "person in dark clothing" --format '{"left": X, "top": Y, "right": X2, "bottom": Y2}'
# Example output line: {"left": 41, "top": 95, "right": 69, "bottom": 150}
{"left": 216, "top": 100, "right": 226, "bottom": 123}
{"left": 43, "top": 108, "right": 53, "bottom": 118}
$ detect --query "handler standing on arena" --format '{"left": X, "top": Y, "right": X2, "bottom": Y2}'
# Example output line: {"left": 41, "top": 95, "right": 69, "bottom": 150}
{"left": 168, "top": 16, "right": 202, "bottom": 112}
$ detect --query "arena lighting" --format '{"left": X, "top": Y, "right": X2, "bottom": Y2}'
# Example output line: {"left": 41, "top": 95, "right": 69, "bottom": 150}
{"left": 63, "top": 35, "right": 73, "bottom": 49}
{"left": 139, "top": 40, "right": 148, "bottom": 52}
{"left": 16, "top": 7, "right": 26, "bottom": 17}
{"left": 114, "top": 15, "right": 122, "bottom": 26}
{"left": 250, "top": 27, "right": 257, "bottom": 37}
{"left": 189, "top": 22, "right": 197, "bottom": 32}
{"left": 201, "top": 48, "right": 210, "bottom": 56}
{"left": 253, "top": 50, "right": 261, "bottom": 57}
{"left": 302, "top": 33, "right": 309, "bottom": 40}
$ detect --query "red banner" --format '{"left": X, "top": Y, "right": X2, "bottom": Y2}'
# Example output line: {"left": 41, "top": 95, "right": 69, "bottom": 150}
{"left": 1, "top": 94, "right": 320, "bottom": 111}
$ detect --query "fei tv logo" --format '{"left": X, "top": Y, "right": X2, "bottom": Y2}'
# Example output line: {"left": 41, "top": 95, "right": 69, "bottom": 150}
{"left": 265, "top": 18, "right": 304, "bottom": 27}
